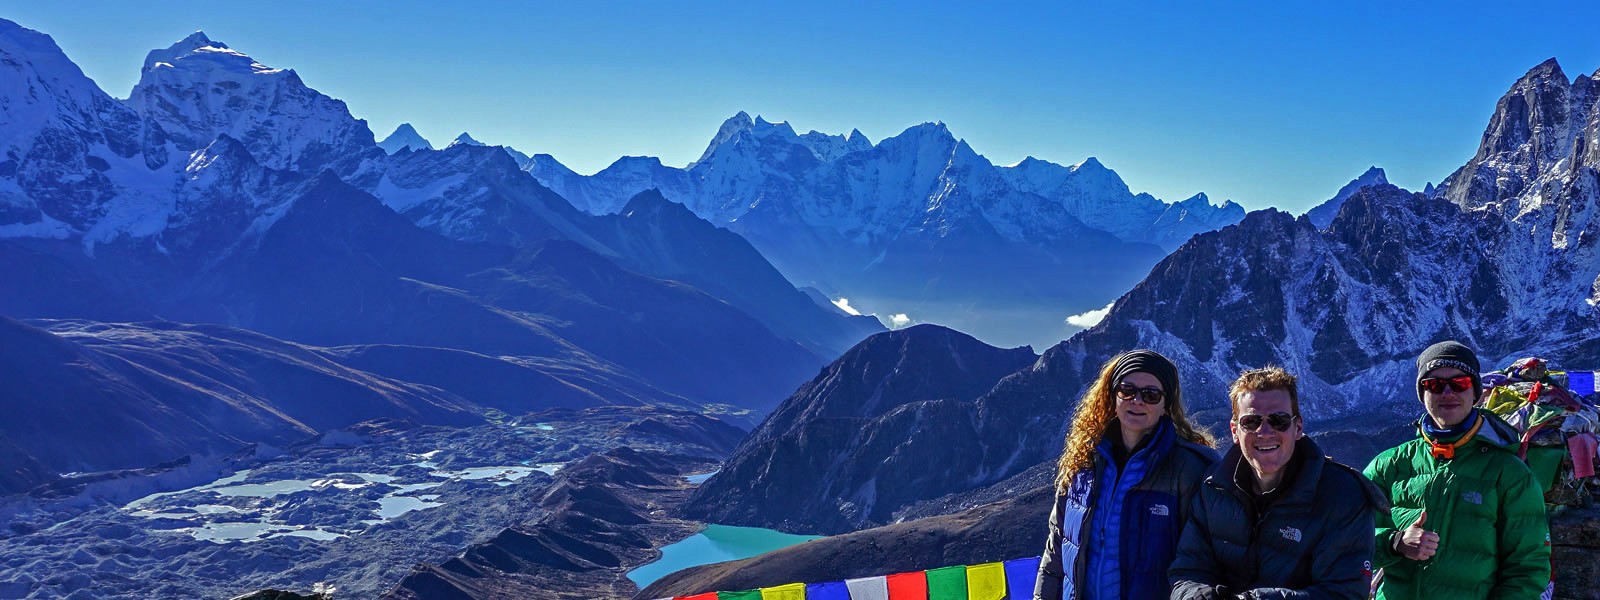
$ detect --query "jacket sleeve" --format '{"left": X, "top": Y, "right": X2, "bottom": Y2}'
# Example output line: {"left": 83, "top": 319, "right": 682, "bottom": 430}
{"left": 1239, "top": 488, "right": 1377, "bottom": 600}
{"left": 1034, "top": 490, "right": 1067, "bottom": 600}
{"left": 1362, "top": 452, "right": 1404, "bottom": 569}
{"left": 1168, "top": 490, "right": 1223, "bottom": 600}
{"left": 1487, "top": 461, "right": 1551, "bottom": 600}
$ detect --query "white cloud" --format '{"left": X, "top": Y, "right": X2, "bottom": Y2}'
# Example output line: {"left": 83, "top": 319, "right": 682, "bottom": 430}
{"left": 888, "top": 313, "right": 911, "bottom": 328}
{"left": 832, "top": 297, "right": 862, "bottom": 316}
{"left": 1065, "top": 302, "right": 1115, "bottom": 329}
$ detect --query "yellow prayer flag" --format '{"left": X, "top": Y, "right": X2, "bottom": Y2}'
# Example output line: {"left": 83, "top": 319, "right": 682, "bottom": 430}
{"left": 759, "top": 582, "right": 806, "bottom": 600}
{"left": 967, "top": 562, "right": 1008, "bottom": 600}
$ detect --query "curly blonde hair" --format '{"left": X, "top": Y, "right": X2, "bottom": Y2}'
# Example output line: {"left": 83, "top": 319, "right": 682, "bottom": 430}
{"left": 1054, "top": 351, "right": 1215, "bottom": 489}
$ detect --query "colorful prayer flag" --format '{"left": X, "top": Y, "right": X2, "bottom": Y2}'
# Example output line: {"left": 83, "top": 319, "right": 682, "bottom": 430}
{"left": 966, "top": 562, "right": 1007, "bottom": 600}
{"left": 805, "top": 581, "right": 851, "bottom": 600}
{"left": 886, "top": 571, "right": 928, "bottom": 599}
{"left": 846, "top": 575, "right": 890, "bottom": 600}
{"left": 759, "top": 583, "right": 805, "bottom": 600}
{"left": 925, "top": 565, "right": 968, "bottom": 600}
{"left": 1570, "top": 371, "right": 1597, "bottom": 397}
{"left": 719, "top": 590, "right": 762, "bottom": 600}
{"left": 1004, "top": 557, "right": 1042, "bottom": 599}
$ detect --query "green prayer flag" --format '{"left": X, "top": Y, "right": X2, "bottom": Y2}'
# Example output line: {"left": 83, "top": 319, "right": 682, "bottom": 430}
{"left": 925, "top": 565, "right": 968, "bottom": 600}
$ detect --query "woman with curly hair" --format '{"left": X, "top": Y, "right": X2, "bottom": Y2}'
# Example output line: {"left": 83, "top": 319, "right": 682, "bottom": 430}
{"left": 1034, "top": 349, "right": 1216, "bottom": 600}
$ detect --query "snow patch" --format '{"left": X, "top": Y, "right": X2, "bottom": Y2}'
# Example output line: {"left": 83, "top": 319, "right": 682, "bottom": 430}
{"left": 372, "top": 172, "right": 469, "bottom": 213}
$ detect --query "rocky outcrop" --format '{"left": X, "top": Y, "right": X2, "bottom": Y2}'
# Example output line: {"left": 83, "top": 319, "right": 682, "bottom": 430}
{"left": 1552, "top": 506, "right": 1600, "bottom": 599}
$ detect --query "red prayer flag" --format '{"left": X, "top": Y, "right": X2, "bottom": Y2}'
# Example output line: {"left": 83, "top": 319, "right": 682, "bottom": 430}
{"left": 886, "top": 571, "right": 929, "bottom": 600}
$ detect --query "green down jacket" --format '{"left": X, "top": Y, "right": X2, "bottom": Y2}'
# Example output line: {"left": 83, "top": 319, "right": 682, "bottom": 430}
{"left": 1362, "top": 412, "right": 1550, "bottom": 600}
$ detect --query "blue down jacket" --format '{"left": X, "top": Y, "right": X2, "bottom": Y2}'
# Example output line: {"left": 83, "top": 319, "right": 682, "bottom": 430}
{"left": 1034, "top": 416, "right": 1216, "bottom": 600}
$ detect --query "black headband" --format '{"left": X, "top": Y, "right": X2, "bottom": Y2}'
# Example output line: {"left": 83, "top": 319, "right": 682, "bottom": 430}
{"left": 1111, "top": 350, "right": 1180, "bottom": 404}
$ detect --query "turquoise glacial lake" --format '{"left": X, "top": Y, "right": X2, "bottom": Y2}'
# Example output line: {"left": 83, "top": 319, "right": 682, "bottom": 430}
{"left": 626, "top": 524, "right": 823, "bottom": 588}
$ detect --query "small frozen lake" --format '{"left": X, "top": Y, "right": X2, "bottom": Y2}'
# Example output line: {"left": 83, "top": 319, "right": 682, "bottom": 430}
{"left": 685, "top": 469, "right": 719, "bottom": 484}
{"left": 626, "top": 524, "right": 823, "bottom": 588}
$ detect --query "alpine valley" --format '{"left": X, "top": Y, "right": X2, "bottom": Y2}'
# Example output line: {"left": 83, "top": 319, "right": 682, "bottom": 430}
{"left": 3, "top": 15, "right": 1599, "bottom": 600}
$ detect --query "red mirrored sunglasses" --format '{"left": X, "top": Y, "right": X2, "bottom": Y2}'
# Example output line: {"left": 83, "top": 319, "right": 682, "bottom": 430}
{"left": 1419, "top": 375, "right": 1475, "bottom": 394}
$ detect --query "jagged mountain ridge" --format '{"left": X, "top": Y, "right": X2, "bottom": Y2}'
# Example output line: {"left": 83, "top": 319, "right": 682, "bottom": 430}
{"left": 527, "top": 112, "right": 1246, "bottom": 348}
{"left": 534, "top": 111, "right": 1242, "bottom": 251}
{"left": 686, "top": 59, "right": 1600, "bottom": 534}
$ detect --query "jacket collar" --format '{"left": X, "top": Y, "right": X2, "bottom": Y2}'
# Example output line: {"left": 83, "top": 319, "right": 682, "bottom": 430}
{"left": 1208, "top": 436, "right": 1327, "bottom": 508}
{"left": 1411, "top": 410, "right": 1520, "bottom": 451}
{"left": 1096, "top": 415, "right": 1177, "bottom": 462}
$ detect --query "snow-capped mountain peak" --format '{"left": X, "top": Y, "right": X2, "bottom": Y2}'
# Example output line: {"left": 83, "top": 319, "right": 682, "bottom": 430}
{"left": 750, "top": 115, "right": 798, "bottom": 139}
{"left": 378, "top": 123, "right": 433, "bottom": 154}
{"left": 447, "top": 132, "right": 484, "bottom": 148}
{"left": 0, "top": 18, "right": 163, "bottom": 242}
{"left": 695, "top": 111, "right": 757, "bottom": 164}
{"left": 0, "top": 18, "right": 139, "bottom": 155}
{"left": 141, "top": 31, "right": 280, "bottom": 77}
{"left": 126, "top": 31, "right": 377, "bottom": 175}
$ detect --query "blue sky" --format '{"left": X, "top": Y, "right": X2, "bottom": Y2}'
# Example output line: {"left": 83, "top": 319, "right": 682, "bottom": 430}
{"left": 8, "top": 1, "right": 1600, "bottom": 213}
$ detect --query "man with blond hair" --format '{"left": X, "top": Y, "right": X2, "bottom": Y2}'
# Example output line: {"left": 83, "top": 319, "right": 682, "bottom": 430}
{"left": 1170, "top": 366, "right": 1387, "bottom": 599}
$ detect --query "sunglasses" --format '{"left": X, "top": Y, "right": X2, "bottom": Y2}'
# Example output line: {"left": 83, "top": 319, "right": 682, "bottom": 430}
{"left": 1114, "top": 382, "right": 1165, "bottom": 405}
{"left": 1419, "top": 375, "right": 1475, "bottom": 394}
{"left": 1236, "top": 412, "right": 1297, "bottom": 433}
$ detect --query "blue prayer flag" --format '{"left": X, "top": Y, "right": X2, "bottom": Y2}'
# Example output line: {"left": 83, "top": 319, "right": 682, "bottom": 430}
{"left": 1004, "top": 556, "right": 1042, "bottom": 599}
{"left": 806, "top": 581, "right": 850, "bottom": 600}
{"left": 1570, "top": 371, "right": 1597, "bottom": 398}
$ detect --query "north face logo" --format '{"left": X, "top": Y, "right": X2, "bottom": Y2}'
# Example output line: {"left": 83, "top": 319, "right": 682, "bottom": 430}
{"left": 1463, "top": 491, "right": 1483, "bottom": 505}
{"left": 1280, "top": 527, "right": 1302, "bottom": 542}
{"left": 1149, "top": 504, "right": 1170, "bottom": 517}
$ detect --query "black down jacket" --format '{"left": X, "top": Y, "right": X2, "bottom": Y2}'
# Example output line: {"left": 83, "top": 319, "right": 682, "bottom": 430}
{"left": 1168, "top": 437, "right": 1388, "bottom": 600}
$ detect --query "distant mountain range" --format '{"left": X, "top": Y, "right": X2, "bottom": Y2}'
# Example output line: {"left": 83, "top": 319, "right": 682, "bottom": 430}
{"left": 519, "top": 112, "right": 1246, "bottom": 348}
{"left": 685, "top": 58, "right": 1600, "bottom": 534}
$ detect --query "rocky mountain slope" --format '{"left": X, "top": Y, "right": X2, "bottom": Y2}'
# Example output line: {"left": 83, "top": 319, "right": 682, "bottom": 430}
{"left": 683, "top": 325, "right": 1039, "bottom": 534}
